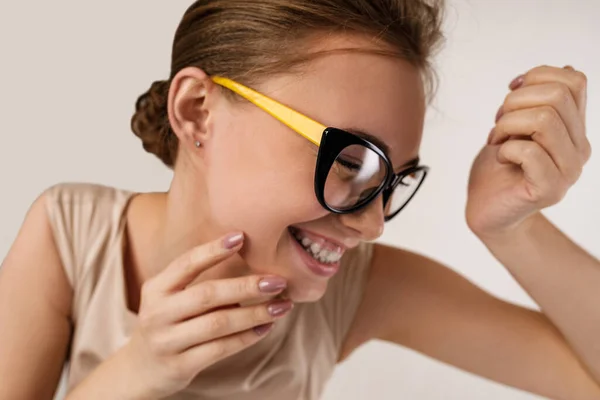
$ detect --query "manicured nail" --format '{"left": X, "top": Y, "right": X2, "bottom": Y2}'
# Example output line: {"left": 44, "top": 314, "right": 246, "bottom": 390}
{"left": 267, "top": 300, "right": 293, "bottom": 317}
{"left": 495, "top": 106, "right": 504, "bottom": 122}
{"left": 258, "top": 276, "right": 287, "bottom": 293}
{"left": 254, "top": 323, "right": 273, "bottom": 336}
{"left": 223, "top": 233, "right": 244, "bottom": 249}
{"left": 509, "top": 75, "right": 525, "bottom": 90}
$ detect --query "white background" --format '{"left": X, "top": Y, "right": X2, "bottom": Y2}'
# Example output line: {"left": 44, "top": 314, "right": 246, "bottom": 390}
{"left": 0, "top": 1, "right": 598, "bottom": 399}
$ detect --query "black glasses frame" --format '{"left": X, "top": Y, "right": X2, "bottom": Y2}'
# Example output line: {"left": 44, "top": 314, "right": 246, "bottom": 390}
{"left": 314, "top": 128, "right": 429, "bottom": 222}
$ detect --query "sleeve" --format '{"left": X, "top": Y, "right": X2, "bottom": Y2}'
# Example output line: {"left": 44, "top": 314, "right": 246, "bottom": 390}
{"left": 43, "top": 183, "right": 122, "bottom": 321}
{"left": 319, "top": 241, "right": 375, "bottom": 352}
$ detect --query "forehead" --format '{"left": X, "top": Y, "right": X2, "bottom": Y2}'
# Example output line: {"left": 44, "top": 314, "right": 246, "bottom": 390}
{"left": 257, "top": 34, "right": 426, "bottom": 169}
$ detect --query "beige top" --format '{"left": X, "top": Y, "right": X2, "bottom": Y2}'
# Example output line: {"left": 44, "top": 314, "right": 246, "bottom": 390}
{"left": 45, "top": 183, "right": 374, "bottom": 400}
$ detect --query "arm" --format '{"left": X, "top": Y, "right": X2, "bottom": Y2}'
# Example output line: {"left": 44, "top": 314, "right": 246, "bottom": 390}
{"left": 481, "top": 212, "right": 600, "bottom": 384}
{"left": 0, "top": 193, "right": 72, "bottom": 399}
{"left": 0, "top": 192, "right": 150, "bottom": 400}
{"left": 340, "top": 242, "right": 600, "bottom": 400}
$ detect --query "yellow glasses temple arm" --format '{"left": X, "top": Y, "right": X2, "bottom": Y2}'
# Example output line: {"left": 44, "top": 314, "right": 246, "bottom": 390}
{"left": 211, "top": 76, "right": 325, "bottom": 146}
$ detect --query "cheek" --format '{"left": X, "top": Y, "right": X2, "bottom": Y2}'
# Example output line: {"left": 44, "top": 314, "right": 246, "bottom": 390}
{"left": 204, "top": 128, "right": 324, "bottom": 234}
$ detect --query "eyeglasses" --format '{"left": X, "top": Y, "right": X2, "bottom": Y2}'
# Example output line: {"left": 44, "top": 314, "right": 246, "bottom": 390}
{"left": 211, "top": 76, "right": 429, "bottom": 222}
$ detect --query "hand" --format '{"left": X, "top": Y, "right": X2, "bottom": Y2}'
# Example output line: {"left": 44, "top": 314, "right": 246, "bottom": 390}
{"left": 466, "top": 65, "right": 591, "bottom": 238}
{"left": 122, "top": 233, "right": 292, "bottom": 399}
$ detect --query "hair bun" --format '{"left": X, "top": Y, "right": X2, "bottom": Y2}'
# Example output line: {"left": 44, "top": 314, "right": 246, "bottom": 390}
{"left": 131, "top": 80, "right": 178, "bottom": 167}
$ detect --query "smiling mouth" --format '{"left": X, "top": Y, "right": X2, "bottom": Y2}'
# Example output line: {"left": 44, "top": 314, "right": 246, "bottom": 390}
{"left": 288, "top": 227, "right": 345, "bottom": 264}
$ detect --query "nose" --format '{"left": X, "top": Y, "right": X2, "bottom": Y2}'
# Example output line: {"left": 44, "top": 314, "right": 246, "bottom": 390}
{"left": 338, "top": 195, "right": 385, "bottom": 242}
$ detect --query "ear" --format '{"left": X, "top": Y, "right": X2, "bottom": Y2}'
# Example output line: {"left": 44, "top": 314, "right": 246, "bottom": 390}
{"left": 167, "top": 67, "right": 216, "bottom": 149}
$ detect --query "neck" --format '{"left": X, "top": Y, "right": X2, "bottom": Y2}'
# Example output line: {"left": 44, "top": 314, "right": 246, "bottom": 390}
{"left": 127, "top": 161, "right": 250, "bottom": 288}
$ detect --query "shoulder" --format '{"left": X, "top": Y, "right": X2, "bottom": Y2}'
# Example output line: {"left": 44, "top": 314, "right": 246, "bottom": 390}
{"left": 41, "top": 182, "right": 135, "bottom": 287}
{"left": 43, "top": 182, "right": 135, "bottom": 236}
{"left": 43, "top": 182, "right": 134, "bottom": 209}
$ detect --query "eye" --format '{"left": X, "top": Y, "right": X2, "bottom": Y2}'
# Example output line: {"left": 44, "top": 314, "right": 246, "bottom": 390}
{"left": 335, "top": 156, "right": 362, "bottom": 171}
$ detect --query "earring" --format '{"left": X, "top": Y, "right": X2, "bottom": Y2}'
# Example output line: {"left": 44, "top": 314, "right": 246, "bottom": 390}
{"left": 194, "top": 141, "right": 201, "bottom": 148}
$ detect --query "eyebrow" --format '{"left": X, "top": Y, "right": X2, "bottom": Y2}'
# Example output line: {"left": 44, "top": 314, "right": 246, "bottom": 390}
{"left": 345, "top": 128, "right": 420, "bottom": 170}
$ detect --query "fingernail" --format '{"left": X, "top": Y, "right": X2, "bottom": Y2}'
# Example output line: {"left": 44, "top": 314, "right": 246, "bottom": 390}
{"left": 495, "top": 106, "right": 504, "bottom": 122}
{"left": 223, "top": 233, "right": 244, "bottom": 249}
{"left": 267, "top": 300, "right": 293, "bottom": 317}
{"left": 254, "top": 323, "right": 273, "bottom": 336}
{"left": 258, "top": 276, "right": 287, "bottom": 293}
{"left": 509, "top": 75, "right": 525, "bottom": 90}
{"left": 564, "top": 65, "right": 575, "bottom": 71}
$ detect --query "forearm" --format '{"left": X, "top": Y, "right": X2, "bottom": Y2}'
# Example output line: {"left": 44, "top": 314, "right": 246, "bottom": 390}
{"left": 479, "top": 212, "right": 600, "bottom": 383}
{"left": 65, "top": 345, "right": 152, "bottom": 400}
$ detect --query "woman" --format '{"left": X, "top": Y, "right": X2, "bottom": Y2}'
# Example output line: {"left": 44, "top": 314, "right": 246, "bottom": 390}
{"left": 1, "top": 0, "right": 599, "bottom": 399}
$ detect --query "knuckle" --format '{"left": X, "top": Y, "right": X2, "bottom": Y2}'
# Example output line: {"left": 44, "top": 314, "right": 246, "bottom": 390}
{"left": 550, "top": 186, "right": 567, "bottom": 204}
{"left": 207, "top": 313, "right": 229, "bottom": 333}
{"left": 196, "top": 283, "right": 216, "bottom": 308}
{"left": 549, "top": 83, "right": 572, "bottom": 106}
{"left": 206, "top": 241, "right": 223, "bottom": 259}
{"left": 181, "top": 250, "right": 198, "bottom": 272}
{"left": 521, "top": 142, "right": 540, "bottom": 159}
{"left": 573, "top": 165, "right": 584, "bottom": 182}
{"left": 208, "top": 341, "right": 229, "bottom": 360}
{"left": 531, "top": 65, "right": 549, "bottom": 74}
{"left": 148, "top": 332, "right": 171, "bottom": 356}
{"left": 503, "top": 91, "right": 515, "bottom": 109}
{"left": 233, "top": 277, "right": 253, "bottom": 295}
{"left": 526, "top": 66, "right": 546, "bottom": 80}
{"left": 140, "top": 280, "right": 156, "bottom": 300}
{"left": 241, "top": 277, "right": 257, "bottom": 294}
{"left": 138, "top": 309, "right": 159, "bottom": 330}
{"left": 165, "top": 358, "right": 192, "bottom": 383}
{"left": 582, "top": 141, "right": 592, "bottom": 162}
{"left": 564, "top": 165, "right": 582, "bottom": 185}
{"left": 535, "top": 106, "right": 559, "bottom": 129}
{"left": 573, "top": 71, "right": 588, "bottom": 91}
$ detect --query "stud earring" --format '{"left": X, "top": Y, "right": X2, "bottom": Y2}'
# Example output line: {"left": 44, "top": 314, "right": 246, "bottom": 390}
{"left": 194, "top": 141, "right": 201, "bottom": 148}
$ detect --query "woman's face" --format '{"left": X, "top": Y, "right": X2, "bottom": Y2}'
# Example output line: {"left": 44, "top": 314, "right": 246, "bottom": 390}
{"left": 197, "top": 36, "right": 425, "bottom": 302}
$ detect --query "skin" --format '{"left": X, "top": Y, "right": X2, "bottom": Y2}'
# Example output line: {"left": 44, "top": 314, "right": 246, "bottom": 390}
{"left": 1, "top": 33, "right": 599, "bottom": 399}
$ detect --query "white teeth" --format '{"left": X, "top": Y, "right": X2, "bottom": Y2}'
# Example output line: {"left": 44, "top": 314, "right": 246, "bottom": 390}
{"left": 290, "top": 228, "right": 343, "bottom": 264}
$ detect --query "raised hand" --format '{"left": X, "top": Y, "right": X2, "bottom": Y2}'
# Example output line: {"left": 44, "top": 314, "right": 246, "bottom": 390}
{"left": 124, "top": 233, "right": 292, "bottom": 398}
{"left": 466, "top": 65, "right": 590, "bottom": 237}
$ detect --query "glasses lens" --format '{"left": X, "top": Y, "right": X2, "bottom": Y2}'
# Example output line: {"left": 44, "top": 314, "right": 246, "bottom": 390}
{"left": 384, "top": 168, "right": 426, "bottom": 218}
{"left": 323, "top": 144, "right": 387, "bottom": 211}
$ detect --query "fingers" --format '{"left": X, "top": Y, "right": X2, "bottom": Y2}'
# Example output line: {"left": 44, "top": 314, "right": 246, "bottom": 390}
{"left": 517, "top": 65, "right": 588, "bottom": 116}
{"left": 162, "top": 275, "right": 288, "bottom": 322}
{"left": 165, "top": 300, "right": 293, "bottom": 353}
{"left": 178, "top": 325, "right": 274, "bottom": 374}
{"left": 493, "top": 106, "right": 582, "bottom": 183}
{"left": 497, "top": 140, "right": 566, "bottom": 205}
{"left": 488, "top": 65, "right": 591, "bottom": 190}
{"left": 496, "top": 82, "right": 586, "bottom": 151}
{"left": 153, "top": 233, "right": 245, "bottom": 294}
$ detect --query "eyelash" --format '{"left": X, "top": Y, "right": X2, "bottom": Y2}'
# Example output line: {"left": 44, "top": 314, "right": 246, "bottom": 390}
{"left": 335, "top": 157, "right": 361, "bottom": 171}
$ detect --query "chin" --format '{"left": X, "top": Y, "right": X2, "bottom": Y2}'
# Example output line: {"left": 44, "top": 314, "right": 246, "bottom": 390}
{"left": 285, "top": 279, "right": 329, "bottom": 303}
{"left": 241, "top": 225, "right": 345, "bottom": 303}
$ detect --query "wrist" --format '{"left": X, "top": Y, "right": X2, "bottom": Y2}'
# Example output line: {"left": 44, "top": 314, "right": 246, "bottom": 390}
{"left": 474, "top": 212, "right": 543, "bottom": 249}
{"left": 66, "top": 342, "right": 155, "bottom": 400}
{"left": 115, "top": 341, "right": 159, "bottom": 400}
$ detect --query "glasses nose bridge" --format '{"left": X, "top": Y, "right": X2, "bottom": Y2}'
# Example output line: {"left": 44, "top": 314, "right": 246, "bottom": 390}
{"left": 387, "top": 172, "right": 401, "bottom": 191}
